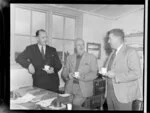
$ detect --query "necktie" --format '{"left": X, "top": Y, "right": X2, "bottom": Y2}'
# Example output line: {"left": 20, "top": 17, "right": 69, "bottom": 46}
{"left": 107, "top": 50, "right": 116, "bottom": 71}
{"left": 41, "top": 46, "right": 45, "bottom": 59}
{"left": 73, "top": 55, "right": 82, "bottom": 84}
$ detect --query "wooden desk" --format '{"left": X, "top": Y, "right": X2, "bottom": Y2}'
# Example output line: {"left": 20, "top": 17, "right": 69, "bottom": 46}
{"left": 10, "top": 86, "right": 64, "bottom": 110}
{"left": 10, "top": 86, "right": 90, "bottom": 110}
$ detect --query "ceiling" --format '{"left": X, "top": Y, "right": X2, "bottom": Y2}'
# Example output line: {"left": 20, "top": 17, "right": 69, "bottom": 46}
{"left": 48, "top": 4, "right": 144, "bottom": 19}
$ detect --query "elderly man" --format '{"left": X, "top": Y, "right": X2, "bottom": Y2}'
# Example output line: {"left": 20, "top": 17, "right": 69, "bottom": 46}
{"left": 103, "top": 29, "right": 141, "bottom": 110}
{"left": 16, "top": 29, "right": 62, "bottom": 92}
{"left": 61, "top": 38, "right": 98, "bottom": 106}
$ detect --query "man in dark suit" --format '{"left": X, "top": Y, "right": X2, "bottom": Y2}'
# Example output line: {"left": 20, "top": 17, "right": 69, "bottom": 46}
{"left": 16, "top": 29, "right": 62, "bottom": 92}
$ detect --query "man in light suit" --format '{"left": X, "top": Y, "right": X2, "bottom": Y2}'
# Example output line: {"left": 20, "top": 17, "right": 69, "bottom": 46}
{"left": 61, "top": 38, "right": 98, "bottom": 106}
{"left": 103, "top": 29, "right": 141, "bottom": 110}
{"left": 16, "top": 29, "right": 62, "bottom": 92}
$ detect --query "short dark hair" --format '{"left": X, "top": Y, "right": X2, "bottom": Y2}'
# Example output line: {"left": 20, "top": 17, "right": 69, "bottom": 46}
{"left": 35, "top": 29, "right": 46, "bottom": 37}
{"left": 108, "top": 29, "right": 125, "bottom": 41}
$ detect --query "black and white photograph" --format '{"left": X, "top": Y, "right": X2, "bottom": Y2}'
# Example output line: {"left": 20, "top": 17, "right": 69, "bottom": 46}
{"left": 0, "top": 1, "right": 147, "bottom": 112}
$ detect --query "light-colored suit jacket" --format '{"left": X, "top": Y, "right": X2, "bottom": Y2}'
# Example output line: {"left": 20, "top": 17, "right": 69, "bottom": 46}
{"left": 105, "top": 44, "right": 142, "bottom": 103}
{"left": 61, "top": 52, "right": 98, "bottom": 97}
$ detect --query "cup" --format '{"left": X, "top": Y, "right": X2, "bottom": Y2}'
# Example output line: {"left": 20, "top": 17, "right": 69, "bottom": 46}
{"left": 44, "top": 65, "right": 50, "bottom": 70}
{"left": 74, "top": 72, "right": 79, "bottom": 78}
{"left": 101, "top": 67, "right": 107, "bottom": 75}
{"left": 67, "top": 103, "right": 72, "bottom": 110}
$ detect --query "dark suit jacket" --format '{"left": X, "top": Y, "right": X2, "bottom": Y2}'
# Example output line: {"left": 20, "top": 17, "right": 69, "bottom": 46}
{"left": 16, "top": 44, "right": 62, "bottom": 92}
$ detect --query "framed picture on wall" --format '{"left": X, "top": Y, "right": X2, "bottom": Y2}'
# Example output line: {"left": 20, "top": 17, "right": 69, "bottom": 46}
{"left": 87, "top": 43, "right": 101, "bottom": 59}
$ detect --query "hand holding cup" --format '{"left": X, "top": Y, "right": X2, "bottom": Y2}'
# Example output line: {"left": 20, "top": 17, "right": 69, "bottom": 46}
{"left": 43, "top": 65, "right": 54, "bottom": 74}
{"left": 99, "top": 67, "right": 107, "bottom": 77}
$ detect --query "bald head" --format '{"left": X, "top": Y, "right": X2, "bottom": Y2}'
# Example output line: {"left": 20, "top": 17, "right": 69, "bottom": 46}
{"left": 74, "top": 38, "right": 85, "bottom": 55}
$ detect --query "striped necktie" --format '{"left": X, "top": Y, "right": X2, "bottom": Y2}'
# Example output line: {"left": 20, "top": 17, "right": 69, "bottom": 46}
{"left": 41, "top": 46, "right": 45, "bottom": 59}
{"left": 107, "top": 50, "right": 116, "bottom": 71}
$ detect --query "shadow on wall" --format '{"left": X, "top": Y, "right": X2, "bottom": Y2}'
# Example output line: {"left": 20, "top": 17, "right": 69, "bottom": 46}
{"left": 104, "top": 33, "right": 112, "bottom": 56}
{"left": 103, "top": 33, "right": 112, "bottom": 67}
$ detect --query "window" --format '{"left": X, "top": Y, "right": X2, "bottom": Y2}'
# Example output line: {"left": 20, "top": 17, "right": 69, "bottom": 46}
{"left": 11, "top": 6, "right": 47, "bottom": 64}
{"left": 15, "top": 8, "right": 31, "bottom": 35}
{"left": 52, "top": 14, "right": 75, "bottom": 65}
{"left": 32, "top": 11, "right": 46, "bottom": 36}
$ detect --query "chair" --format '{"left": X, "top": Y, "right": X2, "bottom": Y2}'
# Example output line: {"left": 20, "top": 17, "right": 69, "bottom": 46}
{"left": 82, "top": 75, "right": 106, "bottom": 110}
{"left": 132, "top": 99, "right": 143, "bottom": 111}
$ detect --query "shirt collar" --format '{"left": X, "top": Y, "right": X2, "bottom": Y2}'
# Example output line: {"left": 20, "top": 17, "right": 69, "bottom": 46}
{"left": 38, "top": 44, "right": 46, "bottom": 49}
{"left": 116, "top": 44, "right": 123, "bottom": 55}
{"left": 38, "top": 44, "right": 46, "bottom": 53}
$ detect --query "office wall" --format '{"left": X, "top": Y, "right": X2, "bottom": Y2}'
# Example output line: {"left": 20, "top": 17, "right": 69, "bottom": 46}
{"left": 110, "top": 8, "right": 144, "bottom": 35}
{"left": 10, "top": 66, "right": 33, "bottom": 91}
{"left": 82, "top": 14, "right": 113, "bottom": 68}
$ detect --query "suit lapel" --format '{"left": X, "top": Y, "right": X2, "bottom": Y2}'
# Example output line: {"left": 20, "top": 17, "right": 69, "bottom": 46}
{"left": 78, "top": 52, "right": 86, "bottom": 71}
{"left": 36, "top": 44, "right": 45, "bottom": 60}
{"left": 106, "top": 51, "right": 115, "bottom": 69}
{"left": 112, "top": 44, "right": 126, "bottom": 67}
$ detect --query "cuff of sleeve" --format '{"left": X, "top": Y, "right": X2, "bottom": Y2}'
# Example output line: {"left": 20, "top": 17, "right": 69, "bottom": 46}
{"left": 115, "top": 75, "right": 120, "bottom": 83}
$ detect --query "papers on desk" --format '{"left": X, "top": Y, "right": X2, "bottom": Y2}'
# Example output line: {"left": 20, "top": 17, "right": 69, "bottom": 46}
{"left": 13, "top": 86, "right": 34, "bottom": 96}
{"left": 11, "top": 93, "right": 36, "bottom": 104}
{"left": 36, "top": 97, "right": 57, "bottom": 107}
{"left": 31, "top": 93, "right": 48, "bottom": 103}
{"left": 59, "top": 93, "right": 70, "bottom": 97}
{"left": 10, "top": 103, "right": 29, "bottom": 110}
{"left": 48, "top": 103, "right": 66, "bottom": 110}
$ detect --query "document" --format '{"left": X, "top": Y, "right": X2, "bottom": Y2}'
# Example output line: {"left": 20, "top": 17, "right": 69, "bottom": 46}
{"left": 36, "top": 97, "right": 57, "bottom": 107}
{"left": 59, "top": 93, "right": 70, "bottom": 97}
{"left": 11, "top": 93, "right": 36, "bottom": 104}
{"left": 10, "top": 103, "right": 29, "bottom": 110}
{"left": 31, "top": 93, "right": 48, "bottom": 102}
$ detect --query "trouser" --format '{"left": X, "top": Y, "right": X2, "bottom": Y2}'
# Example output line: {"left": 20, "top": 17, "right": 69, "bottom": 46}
{"left": 32, "top": 73, "right": 59, "bottom": 93}
{"left": 72, "top": 83, "right": 86, "bottom": 106}
{"left": 107, "top": 79, "right": 132, "bottom": 110}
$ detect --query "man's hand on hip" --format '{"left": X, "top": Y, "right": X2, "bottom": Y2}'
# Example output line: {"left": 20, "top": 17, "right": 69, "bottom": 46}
{"left": 28, "top": 63, "right": 35, "bottom": 74}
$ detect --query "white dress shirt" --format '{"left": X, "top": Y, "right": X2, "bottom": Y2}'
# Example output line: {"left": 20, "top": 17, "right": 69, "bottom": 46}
{"left": 38, "top": 44, "right": 46, "bottom": 55}
{"left": 116, "top": 44, "right": 123, "bottom": 55}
